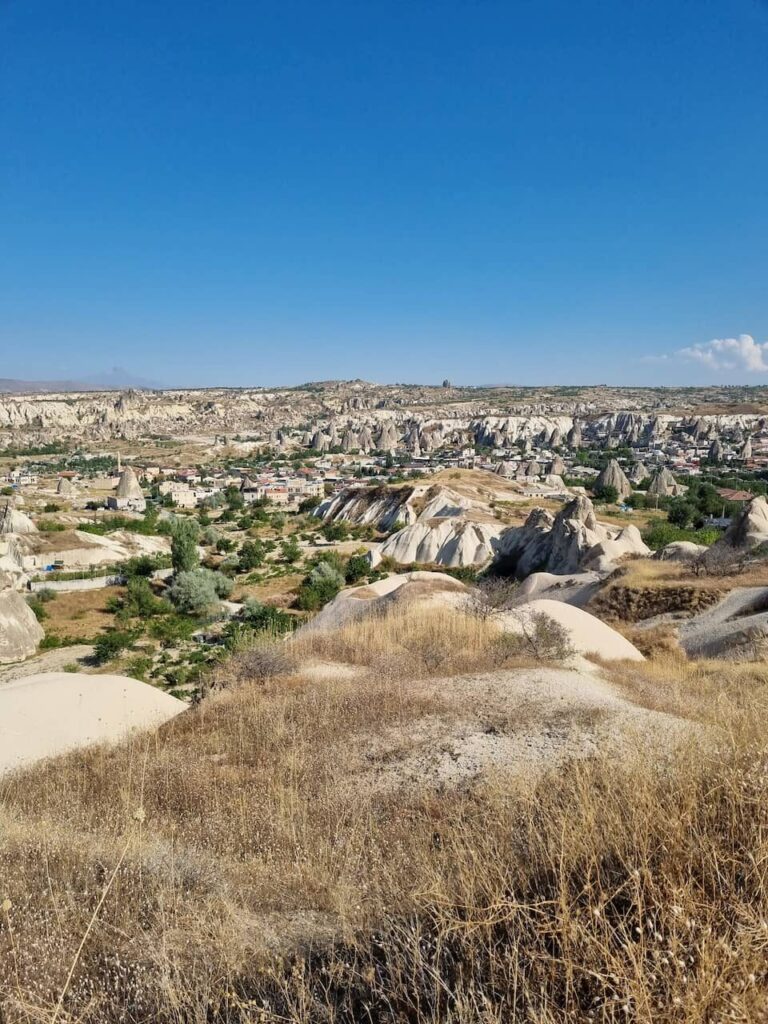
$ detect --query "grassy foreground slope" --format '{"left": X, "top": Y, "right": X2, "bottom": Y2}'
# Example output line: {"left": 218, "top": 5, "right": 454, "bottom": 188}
{"left": 1, "top": 606, "right": 768, "bottom": 1022}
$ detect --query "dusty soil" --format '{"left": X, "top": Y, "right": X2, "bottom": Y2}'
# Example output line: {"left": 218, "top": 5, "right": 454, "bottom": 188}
{"left": 0, "top": 643, "right": 94, "bottom": 683}
{"left": 325, "top": 665, "right": 687, "bottom": 796}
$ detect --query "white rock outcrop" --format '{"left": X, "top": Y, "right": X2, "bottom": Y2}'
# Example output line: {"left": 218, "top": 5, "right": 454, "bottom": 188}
{"left": 0, "top": 673, "right": 186, "bottom": 774}
{"left": 594, "top": 459, "right": 632, "bottom": 500}
{"left": 703, "top": 496, "right": 768, "bottom": 565}
{"left": 375, "top": 487, "right": 503, "bottom": 568}
{"left": 315, "top": 486, "right": 416, "bottom": 531}
{"left": 495, "top": 496, "right": 649, "bottom": 577}
{"left": 0, "top": 589, "right": 44, "bottom": 663}
{"left": 301, "top": 571, "right": 469, "bottom": 634}
{"left": 499, "top": 599, "right": 644, "bottom": 662}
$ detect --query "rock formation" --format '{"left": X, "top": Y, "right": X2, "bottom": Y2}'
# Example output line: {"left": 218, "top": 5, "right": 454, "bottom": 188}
{"left": 0, "top": 672, "right": 186, "bottom": 773}
{"left": 374, "top": 487, "right": 503, "bottom": 568}
{"left": 647, "top": 468, "right": 681, "bottom": 498}
{"left": 0, "top": 504, "right": 37, "bottom": 536}
{"left": 703, "top": 496, "right": 768, "bottom": 566}
{"left": 495, "top": 495, "right": 649, "bottom": 577}
{"left": 377, "top": 518, "right": 502, "bottom": 568}
{"left": 628, "top": 462, "right": 648, "bottom": 485}
{"left": 499, "top": 599, "right": 644, "bottom": 662}
{"left": 300, "top": 571, "right": 469, "bottom": 634}
{"left": 315, "top": 485, "right": 416, "bottom": 531}
{"left": 593, "top": 459, "right": 632, "bottom": 500}
{"left": 0, "top": 587, "right": 45, "bottom": 663}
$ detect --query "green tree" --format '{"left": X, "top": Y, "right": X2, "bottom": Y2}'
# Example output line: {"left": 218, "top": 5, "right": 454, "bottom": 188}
{"left": 170, "top": 518, "right": 200, "bottom": 573}
{"left": 295, "top": 560, "right": 345, "bottom": 611}
{"left": 239, "top": 539, "right": 266, "bottom": 570}
{"left": 668, "top": 500, "right": 696, "bottom": 528}
{"left": 224, "top": 484, "right": 244, "bottom": 510}
{"left": 93, "top": 630, "right": 135, "bottom": 665}
{"left": 593, "top": 483, "right": 619, "bottom": 504}
{"left": 345, "top": 553, "right": 370, "bottom": 584}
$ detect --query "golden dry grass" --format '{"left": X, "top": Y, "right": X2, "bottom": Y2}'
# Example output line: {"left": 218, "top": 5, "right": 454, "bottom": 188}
{"left": 289, "top": 604, "right": 542, "bottom": 679}
{"left": 1, "top": 606, "right": 768, "bottom": 1021}
{"left": 38, "top": 587, "right": 123, "bottom": 640}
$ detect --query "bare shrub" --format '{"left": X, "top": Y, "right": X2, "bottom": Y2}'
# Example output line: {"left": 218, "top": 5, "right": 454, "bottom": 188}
{"left": 467, "top": 575, "right": 520, "bottom": 621}
{"left": 498, "top": 608, "right": 575, "bottom": 662}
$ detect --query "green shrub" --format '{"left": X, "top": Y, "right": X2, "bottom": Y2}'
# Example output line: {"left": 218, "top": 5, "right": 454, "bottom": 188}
{"left": 168, "top": 568, "right": 233, "bottom": 616}
{"left": 344, "top": 554, "right": 370, "bottom": 584}
{"left": 281, "top": 537, "right": 302, "bottom": 563}
{"left": 242, "top": 600, "right": 296, "bottom": 635}
{"left": 93, "top": 630, "right": 136, "bottom": 665}
{"left": 295, "top": 560, "right": 345, "bottom": 611}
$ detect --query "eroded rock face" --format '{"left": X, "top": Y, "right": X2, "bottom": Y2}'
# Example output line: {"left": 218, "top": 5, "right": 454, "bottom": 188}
{"left": 594, "top": 459, "right": 632, "bottom": 500}
{"left": 373, "top": 487, "right": 503, "bottom": 568}
{"left": 704, "top": 496, "right": 768, "bottom": 566}
{"left": 300, "top": 572, "right": 469, "bottom": 634}
{"left": 378, "top": 518, "right": 503, "bottom": 568}
{"left": 495, "top": 496, "right": 649, "bottom": 577}
{"left": 0, "top": 589, "right": 44, "bottom": 664}
{"left": 315, "top": 486, "right": 416, "bottom": 531}
{"left": 647, "top": 468, "right": 681, "bottom": 498}
{"left": 0, "top": 504, "right": 38, "bottom": 536}
{"left": 0, "top": 673, "right": 186, "bottom": 773}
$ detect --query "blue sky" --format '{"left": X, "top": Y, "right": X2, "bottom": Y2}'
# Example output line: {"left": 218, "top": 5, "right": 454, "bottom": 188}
{"left": 1, "top": 0, "right": 767, "bottom": 387}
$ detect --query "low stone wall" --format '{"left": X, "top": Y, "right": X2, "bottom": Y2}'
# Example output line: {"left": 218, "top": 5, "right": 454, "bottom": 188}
{"left": 28, "top": 575, "right": 124, "bottom": 593}
{"left": 28, "top": 566, "right": 172, "bottom": 593}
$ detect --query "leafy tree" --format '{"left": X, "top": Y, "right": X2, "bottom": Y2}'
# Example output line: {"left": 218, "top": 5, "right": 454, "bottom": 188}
{"left": 667, "top": 500, "right": 697, "bottom": 528}
{"left": 593, "top": 483, "right": 619, "bottom": 504}
{"left": 242, "top": 599, "right": 295, "bottom": 635}
{"left": 93, "top": 630, "right": 136, "bottom": 665}
{"left": 322, "top": 521, "right": 349, "bottom": 542}
{"left": 295, "top": 560, "right": 345, "bottom": 611}
{"left": 239, "top": 539, "right": 267, "bottom": 570}
{"left": 122, "top": 577, "right": 169, "bottom": 617}
{"left": 224, "top": 484, "right": 244, "bottom": 510}
{"left": 170, "top": 518, "right": 200, "bottom": 573}
{"left": 298, "top": 495, "right": 321, "bottom": 513}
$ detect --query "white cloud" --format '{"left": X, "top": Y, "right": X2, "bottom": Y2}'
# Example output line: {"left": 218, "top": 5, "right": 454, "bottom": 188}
{"left": 676, "top": 334, "right": 768, "bottom": 373}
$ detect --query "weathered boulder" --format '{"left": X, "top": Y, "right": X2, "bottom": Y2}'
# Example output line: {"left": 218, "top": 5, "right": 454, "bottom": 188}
{"left": 0, "top": 589, "right": 44, "bottom": 663}
{"left": 300, "top": 572, "right": 469, "bottom": 634}
{"left": 0, "top": 673, "right": 186, "bottom": 773}
{"left": 647, "top": 468, "right": 681, "bottom": 498}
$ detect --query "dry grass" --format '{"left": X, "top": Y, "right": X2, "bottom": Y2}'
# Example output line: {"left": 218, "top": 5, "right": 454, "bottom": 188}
{"left": 38, "top": 587, "right": 123, "bottom": 640}
{"left": 2, "top": 607, "right": 768, "bottom": 1021}
{"left": 289, "top": 604, "right": 543, "bottom": 680}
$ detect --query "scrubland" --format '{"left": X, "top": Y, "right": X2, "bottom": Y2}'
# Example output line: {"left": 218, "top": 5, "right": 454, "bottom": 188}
{"left": 1, "top": 605, "right": 768, "bottom": 1022}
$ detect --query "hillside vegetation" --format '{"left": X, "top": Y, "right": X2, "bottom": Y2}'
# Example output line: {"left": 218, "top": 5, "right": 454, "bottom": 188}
{"left": 1, "top": 602, "right": 768, "bottom": 1022}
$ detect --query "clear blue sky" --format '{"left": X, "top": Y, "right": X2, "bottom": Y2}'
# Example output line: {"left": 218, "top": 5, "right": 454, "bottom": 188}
{"left": 1, "top": 0, "right": 767, "bottom": 387}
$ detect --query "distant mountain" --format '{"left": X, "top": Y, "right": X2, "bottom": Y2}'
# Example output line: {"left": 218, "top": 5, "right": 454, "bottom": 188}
{"left": 0, "top": 378, "right": 90, "bottom": 394}
{"left": 84, "top": 366, "right": 167, "bottom": 390}
{"left": 0, "top": 367, "right": 167, "bottom": 394}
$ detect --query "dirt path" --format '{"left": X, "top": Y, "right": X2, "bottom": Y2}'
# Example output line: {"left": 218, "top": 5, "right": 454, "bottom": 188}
{"left": 0, "top": 644, "right": 95, "bottom": 685}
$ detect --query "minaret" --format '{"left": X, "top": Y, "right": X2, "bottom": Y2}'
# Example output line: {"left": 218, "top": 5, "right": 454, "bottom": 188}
{"left": 116, "top": 451, "right": 122, "bottom": 474}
